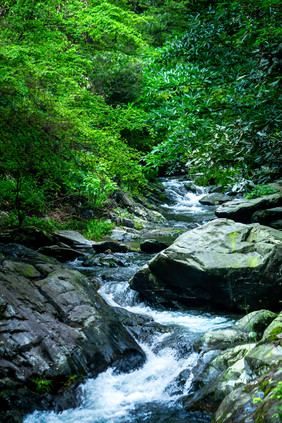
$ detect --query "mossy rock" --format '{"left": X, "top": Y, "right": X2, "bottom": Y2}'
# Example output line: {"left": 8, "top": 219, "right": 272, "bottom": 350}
{"left": 235, "top": 309, "right": 277, "bottom": 340}
{"left": 2, "top": 260, "right": 41, "bottom": 279}
{"left": 261, "top": 312, "right": 282, "bottom": 344}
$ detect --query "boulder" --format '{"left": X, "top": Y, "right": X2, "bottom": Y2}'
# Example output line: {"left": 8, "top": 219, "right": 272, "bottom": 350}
{"left": 194, "top": 328, "right": 251, "bottom": 352}
{"left": 93, "top": 240, "right": 131, "bottom": 253}
{"left": 130, "top": 219, "right": 282, "bottom": 312}
{"left": 251, "top": 206, "right": 282, "bottom": 229}
{"left": 213, "top": 365, "right": 282, "bottom": 423}
{"left": 261, "top": 311, "right": 282, "bottom": 343}
{"left": 0, "top": 227, "right": 55, "bottom": 249}
{"left": 113, "top": 189, "right": 166, "bottom": 223}
{"left": 184, "top": 310, "right": 281, "bottom": 419}
{"left": 0, "top": 243, "right": 145, "bottom": 421}
{"left": 244, "top": 343, "right": 282, "bottom": 378}
{"left": 54, "top": 230, "right": 95, "bottom": 249}
{"left": 199, "top": 193, "right": 231, "bottom": 206}
{"left": 38, "top": 245, "right": 84, "bottom": 262}
{"left": 235, "top": 309, "right": 277, "bottom": 339}
{"left": 184, "top": 182, "right": 199, "bottom": 193}
{"left": 215, "top": 193, "right": 282, "bottom": 223}
{"left": 140, "top": 239, "right": 169, "bottom": 253}
{"left": 183, "top": 344, "right": 254, "bottom": 411}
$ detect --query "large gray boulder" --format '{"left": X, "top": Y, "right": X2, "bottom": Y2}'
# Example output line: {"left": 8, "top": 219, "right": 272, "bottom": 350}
{"left": 0, "top": 243, "right": 145, "bottom": 422}
{"left": 130, "top": 219, "right": 282, "bottom": 312}
{"left": 215, "top": 193, "right": 282, "bottom": 223}
{"left": 199, "top": 193, "right": 231, "bottom": 206}
{"left": 184, "top": 310, "right": 281, "bottom": 420}
{"left": 213, "top": 365, "right": 282, "bottom": 423}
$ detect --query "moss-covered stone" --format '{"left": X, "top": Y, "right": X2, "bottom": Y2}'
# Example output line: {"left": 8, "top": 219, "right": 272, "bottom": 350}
{"left": 261, "top": 312, "right": 282, "bottom": 344}
{"left": 131, "top": 219, "right": 282, "bottom": 312}
{"left": 235, "top": 310, "right": 277, "bottom": 340}
{"left": 2, "top": 260, "right": 40, "bottom": 279}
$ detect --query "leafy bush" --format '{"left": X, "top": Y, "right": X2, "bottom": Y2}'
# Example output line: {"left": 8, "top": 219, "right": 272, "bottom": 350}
{"left": 138, "top": 0, "right": 282, "bottom": 186}
{"left": 245, "top": 185, "right": 278, "bottom": 199}
{"left": 63, "top": 219, "right": 114, "bottom": 241}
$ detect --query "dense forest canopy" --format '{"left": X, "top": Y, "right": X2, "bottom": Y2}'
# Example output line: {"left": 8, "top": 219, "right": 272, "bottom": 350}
{"left": 0, "top": 0, "right": 281, "bottom": 231}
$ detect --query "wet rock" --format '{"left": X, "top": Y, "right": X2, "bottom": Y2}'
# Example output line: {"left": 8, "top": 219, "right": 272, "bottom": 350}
{"left": 251, "top": 206, "right": 282, "bottom": 229}
{"left": 244, "top": 344, "right": 282, "bottom": 378}
{"left": 194, "top": 328, "right": 250, "bottom": 352}
{"left": 184, "top": 344, "right": 254, "bottom": 411}
{"left": 184, "top": 310, "right": 282, "bottom": 420}
{"left": 215, "top": 193, "right": 282, "bottom": 223}
{"left": 0, "top": 227, "right": 55, "bottom": 249}
{"left": 38, "top": 245, "right": 84, "bottom": 262}
{"left": 235, "top": 309, "right": 277, "bottom": 339}
{"left": 116, "top": 216, "right": 135, "bottom": 228}
{"left": 112, "top": 307, "right": 166, "bottom": 343}
{"left": 213, "top": 365, "right": 282, "bottom": 423}
{"left": 93, "top": 240, "right": 131, "bottom": 253}
{"left": 54, "top": 230, "right": 95, "bottom": 249}
{"left": 0, "top": 243, "right": 145, "bottom": 421}
{"left": 260, "top": 311, "right": 282, "bottom": 343}
{"left": 113, "top": 189, "right": 166, "bottom": 223}
{"left": 140, "top": 239, "right": 169, "bottom": 253}
{"left": 130, "top": 219, "right": 282, "bottom": 312}
{"left": 199, "top": 193, "right": 231, "bottom": 206}
{"left": 184, "top": 182, "right": 198, "bottom": 193}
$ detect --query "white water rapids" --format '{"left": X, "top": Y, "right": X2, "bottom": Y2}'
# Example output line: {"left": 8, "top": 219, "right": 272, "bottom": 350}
{"left": 24, "top": 178, "right": 235, "bottom": 423}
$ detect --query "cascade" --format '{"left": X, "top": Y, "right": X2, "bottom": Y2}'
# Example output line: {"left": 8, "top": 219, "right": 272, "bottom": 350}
{"left": 24, "top": 178, "right": 235, "bottom": 423}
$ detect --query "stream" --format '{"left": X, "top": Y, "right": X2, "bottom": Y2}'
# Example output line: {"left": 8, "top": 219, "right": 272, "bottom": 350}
{"left": 24, "top": 178, "right": 237, "bottom": 423}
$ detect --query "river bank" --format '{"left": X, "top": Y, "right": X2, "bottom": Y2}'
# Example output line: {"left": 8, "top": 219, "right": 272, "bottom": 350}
{"left": 0, "top": 178, "right": 281, "bottom": 422}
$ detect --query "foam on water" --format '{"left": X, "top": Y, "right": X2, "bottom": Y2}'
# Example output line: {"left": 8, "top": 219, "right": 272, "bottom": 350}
{"left": 99, "top": 281, "right": 232, "bottom": 331}
{"left": 23, "top": 178, "right": 231, "bottom": 423}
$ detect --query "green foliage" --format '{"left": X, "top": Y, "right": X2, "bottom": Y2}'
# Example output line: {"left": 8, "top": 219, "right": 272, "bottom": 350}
{"left": 0, "top": 0, "right": 150, "bottom": 226}
{"left": 63, "top": 374, "right": 78, "bottom": 389}
{"left": 245, "top": 185, "right": 278, "bottom": 199}
{"left": 0, "top": 177, "right": 47, "bottom": 226}
{"left": 32, "top": 377, "right": 53, "bottom": 393}
{"left": 138, "top": 0, "right": 282, "bottom": 186}
{"left": 270, "top": 377, "right": 282, "bottom": 421}
{"left": 63, "top": 219, "right": 114, "bottom": 241}
{"left": 0, "top": 0, "right": 281, "bottom": 224}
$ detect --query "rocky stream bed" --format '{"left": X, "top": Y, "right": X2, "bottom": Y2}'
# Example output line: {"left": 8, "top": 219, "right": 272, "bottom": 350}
{"left": 0, "top": 178, "right": 281, "bottom": 423}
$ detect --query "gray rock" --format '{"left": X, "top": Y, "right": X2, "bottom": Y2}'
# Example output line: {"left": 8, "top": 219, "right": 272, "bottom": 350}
{"left": 213, "top": 366, "right": 282, "bottom": 423}
{"left": 0, "top": 243, "right": 145, "bottom": 421}
{"left": 216, "top": 193, "right": 282, "bottom": 223}
{"left": 244, "top": 343, "right": 282, "bottom": 378}
{"left": 130, "top": 219, "right": 282, "bottom": 312}
{"left": 261, "top": 311, "right": 282, "bottom": 343}
{"left": 184, "top": 182, "right": 198, "bottom": 193}
{"left": 140, "top": 239, "right": 169, "bottom": 253}
{"left": 199, "top": 193, "right": 231, "bottom": 206}
{"left": 235, "top": 309, "right": 277, "bottom": 339}
{"left": 252, "top": 206, "right": 282, "bottom": 228}
{"left": 93, "top": 240, "right": 131, "bottom": 253}
{"left": 184, "top": 344, "right": 254, "bottom": 411}
{"left": 54, "top": 230, "right": 95, "bottom": 249}
{"left": 38, "top": 245, "right": 84, "bottom": 262}
{"left": 113, "top": 190, "right": 166, "bottom": 223}
{"left": 0, "top": 227, "right": 55, "bottom": 249}
{"left": 194, "top": 327, "right": 251, "bottom": 352}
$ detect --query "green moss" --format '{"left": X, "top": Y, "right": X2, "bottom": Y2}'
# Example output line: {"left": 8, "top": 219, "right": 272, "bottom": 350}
{"left": 229, "top": 231, "right": 240, "bottom": 251}
{"left": 246, "top": 255, "right": 259, "bottom": 268}
{"left": 265, "top": 327, "right": 282, "bottom": 343}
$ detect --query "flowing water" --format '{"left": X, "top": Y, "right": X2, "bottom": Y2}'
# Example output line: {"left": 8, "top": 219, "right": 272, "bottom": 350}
{"left": 24, "top": 178, "right": 236, "bottom": 423}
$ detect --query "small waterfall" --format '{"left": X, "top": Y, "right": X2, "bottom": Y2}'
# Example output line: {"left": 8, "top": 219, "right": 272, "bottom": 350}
{"left": 159, "top": 178, "right": 215, "bottom": 225}
{"left": 24, "top": 178, "right": 234, "bottom": 423}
